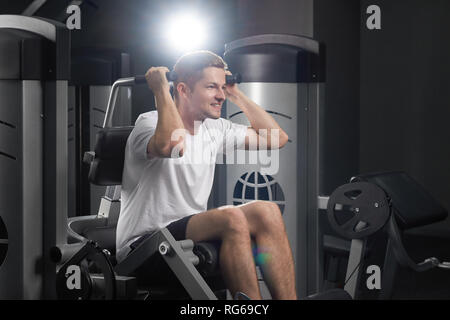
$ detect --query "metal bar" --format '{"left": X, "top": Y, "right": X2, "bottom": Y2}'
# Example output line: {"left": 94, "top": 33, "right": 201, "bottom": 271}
{"left": 344, "top": 239, "right": 365, "bottom": 299}
{"left": 306, "top": 83, "right": 324, "bottom": 294}
{"left": 22, "top": 80, "right": 44, "bottom": 299}
{"left": 114, "top": 228, "right": 217, "bottom": 300}
{"left": 0, "top": 15, "right": 55, "bottom": 41}
{"left": 102, "top": 77, "right": 135, "bottom": 128}
{"left": 317, "top": 196, "right": 329, "bottom": 210}
{"left": 43, "top": 80, "right": 68, "bottom": 299}
{"left": 105, "top": 185, "right": 121, "bottom": 201}
{"left": 378, "top": 239, "right": 398, "bottom": 299}
{"left": 158, "top": 229, "right": 218, "bottom": 300}
{"left": 22, "top": 0, "right": 47, "bottom": 16}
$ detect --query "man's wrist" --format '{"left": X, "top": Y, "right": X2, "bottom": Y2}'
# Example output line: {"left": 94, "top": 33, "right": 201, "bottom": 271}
{"left": 154, "top": 84, "right": 172, "bottom": 99}
{"left": 228, "top": 89, "right": 246, "bottom": 105}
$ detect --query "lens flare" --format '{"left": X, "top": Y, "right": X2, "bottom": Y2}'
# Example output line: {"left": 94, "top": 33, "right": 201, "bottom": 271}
{"left": 253, "top": 247, "right": 271, "bottom": 266}
{"left": 165, "top": 13, "right": 207, "bottom": 52}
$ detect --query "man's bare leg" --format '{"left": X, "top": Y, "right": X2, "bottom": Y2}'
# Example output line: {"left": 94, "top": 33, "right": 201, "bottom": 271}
{"left": 185, "top": 206, "right": 262, "bottom": 299}
{"left": 239, "top": 201, "right": 297, "bottom": 300}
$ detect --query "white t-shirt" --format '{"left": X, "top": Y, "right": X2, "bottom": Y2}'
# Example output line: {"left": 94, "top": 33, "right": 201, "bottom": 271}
{"left": 116, "top": 110, "right": 248, "bottom": 262}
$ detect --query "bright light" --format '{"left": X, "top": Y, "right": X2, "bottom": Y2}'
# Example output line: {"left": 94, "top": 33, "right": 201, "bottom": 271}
{"left": 165, "top": 13, "right": 207, "bottom": 52}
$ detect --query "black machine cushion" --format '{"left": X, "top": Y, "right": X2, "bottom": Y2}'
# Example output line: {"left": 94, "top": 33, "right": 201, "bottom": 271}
{"left": 82, "top": 225, "right": 117, "bottom": 256}
{"left": 88, "top": 126, "right": 134, "bottom": 186}
{"left": 353, "top": 171, "right": 448, "bottom": 230}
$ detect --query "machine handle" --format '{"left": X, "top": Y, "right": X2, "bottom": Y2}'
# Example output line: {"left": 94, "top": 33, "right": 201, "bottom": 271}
{"left": 226, "top": 73, "right": 242, "bottom": 84}
{"left": 134, "top": 71, "right": 178, "bottom": 84}
{"left": 133, "top": 71, "right": 241, "bottom": 85}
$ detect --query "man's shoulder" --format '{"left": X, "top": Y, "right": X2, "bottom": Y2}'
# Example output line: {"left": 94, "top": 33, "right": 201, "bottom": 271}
{"left": 135, "top": 110, "right": 158, "bottom": 125}
{"left": 203, "top": 117, "right": 227, "bottom": 131}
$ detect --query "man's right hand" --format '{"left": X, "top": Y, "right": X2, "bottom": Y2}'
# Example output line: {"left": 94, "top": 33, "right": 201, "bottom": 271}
{"left": 145, "top": 66, "right": 170, "bottom": 93}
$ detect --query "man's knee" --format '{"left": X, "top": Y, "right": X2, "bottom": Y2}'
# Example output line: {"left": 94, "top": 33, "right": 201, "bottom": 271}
{"left": 252, "top": 200, "right": 285, "bottom": 233}
{"left": 218, "top": 206, "right": 250, "bottom": 238}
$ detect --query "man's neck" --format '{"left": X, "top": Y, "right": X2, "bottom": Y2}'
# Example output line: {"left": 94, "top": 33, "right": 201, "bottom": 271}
{"left": 176, "top": 103, "right": 202, "bottom": 135}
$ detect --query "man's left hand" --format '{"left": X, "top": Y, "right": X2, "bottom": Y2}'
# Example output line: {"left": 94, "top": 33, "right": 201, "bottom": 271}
{"left": 224, "top": 70, "right": 242, "bottom": 103}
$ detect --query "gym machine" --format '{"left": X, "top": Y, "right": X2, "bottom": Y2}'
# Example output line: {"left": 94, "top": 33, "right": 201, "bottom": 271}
{"left": 51, "top": 53, "right": 449, "bottom": 300}
{"left": 53, "top": 71, "right": 270, "bottom": 300}
{"left": 52, "top": 72, "right": 250, "bottom": 300}
{"left": 319, "top": 171, "right": 449, "bottom": 299}
{"left": 0, "top": 15, "right": 70, "bottom": 299}
{"left": 221, "top": 34, "right": 450, "bottom": 298}
{"left": 68, "top": 48, "right": 132, "bottom": 218}
{"left": 222, "top": 34, "right": 326, "bottom": 297}
{"left": 1, "top": 20, "right": 446, "bottom": 299}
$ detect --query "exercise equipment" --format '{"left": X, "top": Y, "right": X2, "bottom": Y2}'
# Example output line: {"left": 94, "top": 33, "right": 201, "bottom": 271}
{"left": 52, "top": 241, "right": 117, "bottom": 300}
{"left": 69, "top": 48, "right": 132, "bottom": 218}
{"left": 52, "top": 71, "right": 252, "bottom": 300}
{"left": 0, "top": 15, "right": 70, "bottom": 299}
{"left": 222, "top": 34, "right": 326, "bottom": 297}
{"left": 134, "top": 71, "right": 241, "bottom": 85}
{"left": 28, "top": 32, "right": 445, "bottom": 299}
{"left": 52, "top": 67, "right": 349, "bottom": 301}
{"left": 320, "top": 171, "right": 449, "bottom": 299}
{"left": 58, "top": 159, "right": 450, "bottom": 300}
{"left": 51, "top": 240, "right": 139, "bottom": 300}
{"left": 60, "top": 71, "right": 450, "bottom": 301}
{"left": 327, "top": 182, "right": 390, "bottom": 239}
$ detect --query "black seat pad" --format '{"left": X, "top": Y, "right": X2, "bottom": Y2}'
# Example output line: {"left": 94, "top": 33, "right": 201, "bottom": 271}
{"left": 88, "top": 126, "right": 134, "bottom": 185}
{"left": 353, "top": 171, "right": 448, "bottom": 229}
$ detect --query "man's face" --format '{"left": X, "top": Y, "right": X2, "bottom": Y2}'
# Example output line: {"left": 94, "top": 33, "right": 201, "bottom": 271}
{"left": 187, "top": 67, "right": 226, "bottom": 120}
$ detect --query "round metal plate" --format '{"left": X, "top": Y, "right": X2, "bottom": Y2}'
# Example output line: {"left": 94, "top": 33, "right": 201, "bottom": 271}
{"left": 327, "top": 182, "right": 390, "bottom": 239}
{"left": 56, "top": 241, "right": 116, "bottom": 300}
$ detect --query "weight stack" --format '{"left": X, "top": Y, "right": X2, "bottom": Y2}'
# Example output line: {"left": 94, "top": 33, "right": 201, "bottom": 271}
{"left": 222, "top": 34, "right": 325, "bottom": 297}
{"left": 0, "top": 15, "right": 70, "bottom": 299}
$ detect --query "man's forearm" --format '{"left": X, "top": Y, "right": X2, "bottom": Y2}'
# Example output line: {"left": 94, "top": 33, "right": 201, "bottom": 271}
{"left": 153, "top": 88, "right": 185, "bottom": 149}
{"left": 231, "top": 91, "right": 288, "bottom": 144}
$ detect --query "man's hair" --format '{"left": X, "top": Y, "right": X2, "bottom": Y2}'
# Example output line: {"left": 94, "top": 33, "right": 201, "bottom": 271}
{"left": 172, "top": 50, "right": 227, "bottom": 99}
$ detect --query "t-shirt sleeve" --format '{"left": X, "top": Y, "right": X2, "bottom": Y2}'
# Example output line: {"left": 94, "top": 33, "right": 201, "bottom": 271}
{"left": 128, "top": 112, "right": 158, "bottom": 161}
{"left": 208, "top": 118, "right": 248, "bottom": 154}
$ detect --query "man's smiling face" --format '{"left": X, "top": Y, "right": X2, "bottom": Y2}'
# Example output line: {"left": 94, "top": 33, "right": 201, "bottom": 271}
{"left": 188, "top": 66, "right": 227, "bottom": 120}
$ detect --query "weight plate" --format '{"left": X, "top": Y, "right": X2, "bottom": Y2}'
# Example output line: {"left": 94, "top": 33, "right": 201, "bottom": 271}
{"left": 327, "top": 182, "right": 390, "bottom": 239}
{"left": 56, "top": 241, "right": 116, "bottom": 300}
{"left": 56, "top": 263, "right": 92, "bottom": 300}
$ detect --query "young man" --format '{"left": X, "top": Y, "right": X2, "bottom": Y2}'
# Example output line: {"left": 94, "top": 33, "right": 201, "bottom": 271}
{"left": 116, "top": 50, "right": 297, "bottom": 300}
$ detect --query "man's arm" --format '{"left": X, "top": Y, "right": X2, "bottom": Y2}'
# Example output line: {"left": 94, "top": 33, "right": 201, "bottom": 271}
{"left": 145, "top": 67, "right": 185, "bottom": 159}
{"left": 225, "top": 79, "right": 289, "bottom": 150}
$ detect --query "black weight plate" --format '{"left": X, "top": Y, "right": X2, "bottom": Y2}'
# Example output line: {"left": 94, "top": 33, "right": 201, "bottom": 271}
{"left": 56, "top": 241, "right": 116, "bottom": 300}
{"left": 56, "top": 263, "right": 92, "bottom": 300}
{"left": 327, "top": 182, "right": 390, "bottom": 239}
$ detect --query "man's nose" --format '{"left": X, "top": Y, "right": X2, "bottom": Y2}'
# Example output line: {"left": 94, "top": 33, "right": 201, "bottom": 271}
{"left": 216, "top": 88, "right": 226, "bottom": 100}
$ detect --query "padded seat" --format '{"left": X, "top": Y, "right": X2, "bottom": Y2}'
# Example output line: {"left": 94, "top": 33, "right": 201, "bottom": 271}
{"left": 352, "top": 171, "right": 448, "bottom": 230}
{"left": 82, "top": 225, "right": 117, "bottom": 255}
{"left": 87, "top": 126, "right": 134, "bottom": 186}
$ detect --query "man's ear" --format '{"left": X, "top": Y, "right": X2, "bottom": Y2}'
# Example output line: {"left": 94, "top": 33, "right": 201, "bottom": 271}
{"left": 177, "top": 82, "right": 190, "bottom": 99}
